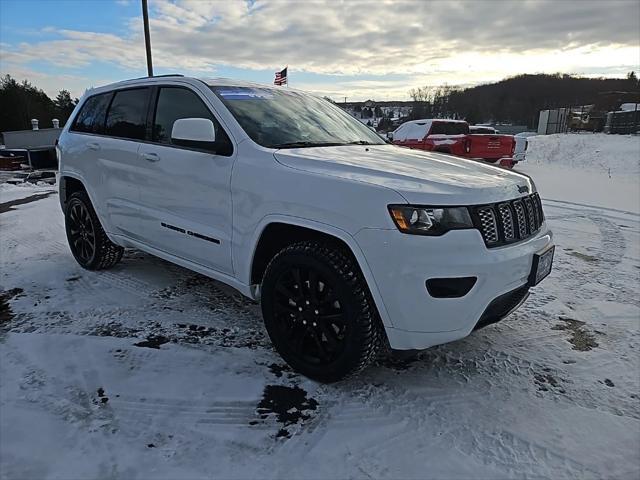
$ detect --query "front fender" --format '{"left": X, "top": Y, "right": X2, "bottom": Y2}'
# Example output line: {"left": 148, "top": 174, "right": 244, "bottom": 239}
{"left": 244, "top": 214, "right": 394, "bottom": 328}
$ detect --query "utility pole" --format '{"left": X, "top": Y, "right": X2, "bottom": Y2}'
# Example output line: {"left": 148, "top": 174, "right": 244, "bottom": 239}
{"left": 142, "top": 0, "right": 153, "bottom": 77}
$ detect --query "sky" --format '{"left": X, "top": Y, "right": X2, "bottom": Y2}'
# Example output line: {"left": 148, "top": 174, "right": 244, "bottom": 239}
{"left": 1, "top": 0, "right": 639, "bottom": 101}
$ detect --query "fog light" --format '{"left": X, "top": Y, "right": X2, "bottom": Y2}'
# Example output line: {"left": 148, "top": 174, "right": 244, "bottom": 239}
{"left": 426, "top": 277, "right": 477, "bottom": 298}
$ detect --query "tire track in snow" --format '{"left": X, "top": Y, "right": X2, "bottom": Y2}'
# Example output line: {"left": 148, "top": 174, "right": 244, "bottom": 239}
{"left": 443, "top": 425, "right": 602, "bottom": 479}
{"left": 111, "top": 397, "right": 267, "bottom": 427}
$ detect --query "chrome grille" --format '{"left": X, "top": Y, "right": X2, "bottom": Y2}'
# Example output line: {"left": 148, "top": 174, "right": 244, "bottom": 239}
{"left": 471, "top": 193, "right": 545, "bottom": 248}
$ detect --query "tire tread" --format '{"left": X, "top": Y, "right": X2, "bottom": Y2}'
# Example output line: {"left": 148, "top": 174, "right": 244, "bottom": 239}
{"left": 262, "top": 240, "right": 383, "bottom": 381}
{"left": 66, "top": 191, "right": 124, "bottom": 270}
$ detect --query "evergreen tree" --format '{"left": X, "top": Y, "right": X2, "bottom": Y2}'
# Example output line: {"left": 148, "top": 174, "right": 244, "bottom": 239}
{"left": 0, "top": 75, "right": 77, "bottom": 133}
{"left": 54, "top": 90, "right": 77, "bottom": 120}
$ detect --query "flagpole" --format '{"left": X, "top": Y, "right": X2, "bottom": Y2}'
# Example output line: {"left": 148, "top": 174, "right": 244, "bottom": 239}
{"left": 141, "top": 0, "right": 153, "bottom": 77}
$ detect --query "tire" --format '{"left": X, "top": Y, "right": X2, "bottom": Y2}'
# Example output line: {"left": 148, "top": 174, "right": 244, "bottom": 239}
{"left": 261, "top": 240, "right": 382, "bottom": 382}
{"left": 64, "top": 191, "right": 123, "bottom": 270}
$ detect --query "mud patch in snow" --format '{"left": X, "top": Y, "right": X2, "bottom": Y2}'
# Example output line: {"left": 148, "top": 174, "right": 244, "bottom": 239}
{"left": 88, "top": 321, "right": 142, "bottom": 338}
{"left": 133, "top": 335, "right": 170, "bottom": 349}
{"left": 567, "top": 251, "right": 600, "bottom": 263}
{"left": 377, "top": 351, "right": 423, "bottom": 371}
{"left": 256, "top": 385, "right": 318, "bottom": 438}
{"left": 267, "top": 363, "right": 293, "bottom": 378}
{"left": 0, "top": 288, "right": 25, "bottom": 326}
{"left": 534, "top": 368, "right": 567, "bottom": 393}
{"left": 96, "top": 387, "right": 109, "bottom": 404}
{"left": 552, "top": 316, "right": 599, "bottom": 351}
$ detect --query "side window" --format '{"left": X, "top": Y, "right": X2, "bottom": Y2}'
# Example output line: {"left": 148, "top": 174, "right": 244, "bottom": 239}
{"left": 105, "top": 88, "right": 150, "bottom": 140}
{"left": 71, "top": 93, "right": 111, "bottom": 134}
{"left": 430, "top": 123, "right": 445, "bottom": 135}
{"left": 152, "top": 87, "right": 232, "bottom": 156}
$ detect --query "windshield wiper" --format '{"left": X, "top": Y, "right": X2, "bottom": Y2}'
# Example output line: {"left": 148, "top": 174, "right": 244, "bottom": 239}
{"left": 344, "top": 140, "right": 376, "bottom": 145}
{"left": 270, "top": 141, "right": 346, "bottom": 149}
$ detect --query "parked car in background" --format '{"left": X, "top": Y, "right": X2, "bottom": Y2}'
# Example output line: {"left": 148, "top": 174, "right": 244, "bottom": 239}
{"left": 57, "top": 77, "right": 554, "bottom": 382}
{"left": 392, "top": 119, "right": 516, "bottom": 168}
{"left": 513, "top": 131, "right": 537, "bottom": 162}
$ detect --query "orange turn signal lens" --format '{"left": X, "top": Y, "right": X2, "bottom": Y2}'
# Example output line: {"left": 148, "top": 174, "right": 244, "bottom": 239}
{"left": 389, "top": 207, "right": 410, "bottom": 231}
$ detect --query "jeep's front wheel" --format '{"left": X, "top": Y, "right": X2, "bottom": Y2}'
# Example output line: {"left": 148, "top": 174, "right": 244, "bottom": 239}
{"left": 261, "top": 241, "right": 381, "bottom": 382}
{"left": 65, "top": 191, "right": 123, "bottom": 270}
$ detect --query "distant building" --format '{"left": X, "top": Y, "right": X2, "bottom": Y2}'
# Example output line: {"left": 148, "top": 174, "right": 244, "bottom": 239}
{"left": 338, "top": 100, "right": 416, "bottom": 131}
{"left": 537, "top": 108, "right": 571, "bottom": 135}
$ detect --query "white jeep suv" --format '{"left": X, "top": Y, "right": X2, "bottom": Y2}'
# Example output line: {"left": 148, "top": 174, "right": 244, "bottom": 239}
{"left": 57, "top": 75, "right": 554, "bottom": 382}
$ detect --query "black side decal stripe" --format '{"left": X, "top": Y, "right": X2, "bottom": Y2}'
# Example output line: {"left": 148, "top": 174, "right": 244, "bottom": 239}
{"left": 160, "top": 222, "right": 220, "bottom": 245}
{"left": 186, "top": 230, "right": 220, "bottom": 244}
{"left": 161, "top": 222, "right": 185, "bottom": 233}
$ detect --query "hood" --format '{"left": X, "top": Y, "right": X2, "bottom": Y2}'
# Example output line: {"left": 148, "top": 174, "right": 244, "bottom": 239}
{"left": 274, "top": 144, "right": 534, "bottom": 205}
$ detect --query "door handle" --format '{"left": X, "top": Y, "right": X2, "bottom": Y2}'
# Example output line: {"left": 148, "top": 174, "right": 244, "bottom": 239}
{"left": 88, "top": 142, "right": 100, "bottom": 151}
{"left": 142, "top": 152, "right": 160, "bottom": 162}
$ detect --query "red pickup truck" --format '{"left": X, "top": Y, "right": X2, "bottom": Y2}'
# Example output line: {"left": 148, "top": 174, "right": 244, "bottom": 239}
{"left": 391, "top": 119, "right": 516, "bottom": 168}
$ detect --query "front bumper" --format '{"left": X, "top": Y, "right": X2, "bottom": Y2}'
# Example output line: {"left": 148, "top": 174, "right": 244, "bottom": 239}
{"left": 355, "top": 226, "right": 553, "bottom": 350}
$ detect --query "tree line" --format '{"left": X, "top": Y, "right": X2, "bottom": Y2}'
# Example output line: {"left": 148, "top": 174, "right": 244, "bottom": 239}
{"left": 408, "top": 72, "right": 640, "bottom": 127}
{"left": 0, "top": 74, "right": 79, "bottom": 133}
{"left": 1, "top": 72, "right": 638, "bottom": 134}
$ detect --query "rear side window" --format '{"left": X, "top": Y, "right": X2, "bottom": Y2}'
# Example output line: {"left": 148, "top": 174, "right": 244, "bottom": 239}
{"left": 430, "top": 122, "right": 469, "bottom": 135}
{"left": 105, "top": 88, "right": 150, "bottom": 140}
{"left": 71, "top": 93, "right": 112, "bottom": 134}
{"left": 152, "top": 87, "right": 232, "bottom": 155}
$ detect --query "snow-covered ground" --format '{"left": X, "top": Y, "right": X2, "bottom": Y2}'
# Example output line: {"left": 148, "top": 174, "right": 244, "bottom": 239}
{"left": 519, "top": 133, "right": 640, "bottom": 214}
{"left": 1, "top": 134, "right": 639, "bottom": 479}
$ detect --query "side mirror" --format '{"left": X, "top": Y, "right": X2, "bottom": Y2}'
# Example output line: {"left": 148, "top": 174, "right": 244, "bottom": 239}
{"left": 171, "top": 118, "right": 216, "bottom": 150}
{"left": 387, "top": 132, "right": 394, "bottom": 140}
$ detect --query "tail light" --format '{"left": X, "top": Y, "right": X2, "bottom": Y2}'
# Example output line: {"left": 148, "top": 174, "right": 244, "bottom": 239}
{"left": 464, "top": 138, "right": 471, "bottom": 153}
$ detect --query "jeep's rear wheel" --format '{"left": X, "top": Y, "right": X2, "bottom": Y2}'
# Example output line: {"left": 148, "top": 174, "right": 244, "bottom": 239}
{"left": 65, "top": 191, "right": 123, "bottom": 270}
{"left": 261, "top": 241, "right": 381, "bottom": 382}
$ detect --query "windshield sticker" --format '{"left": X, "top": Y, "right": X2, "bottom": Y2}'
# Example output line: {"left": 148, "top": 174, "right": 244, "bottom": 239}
{"left": 217, "top": 88, "right": 274, "bottom": 100}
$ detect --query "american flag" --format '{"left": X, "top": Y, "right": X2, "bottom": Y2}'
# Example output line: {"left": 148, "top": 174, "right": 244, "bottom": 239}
{"left": 274, "top": 67, "right": 288, "bottom": 86}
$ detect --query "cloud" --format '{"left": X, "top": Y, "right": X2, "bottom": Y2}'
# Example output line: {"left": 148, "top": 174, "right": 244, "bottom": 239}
{"left": 1, "top": 0, "right": 639, "bottom": 99}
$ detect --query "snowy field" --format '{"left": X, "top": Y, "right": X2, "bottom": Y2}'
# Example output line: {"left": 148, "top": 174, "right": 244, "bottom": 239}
{"left": 1, "top": 134, "right": 639, "bottom": 479}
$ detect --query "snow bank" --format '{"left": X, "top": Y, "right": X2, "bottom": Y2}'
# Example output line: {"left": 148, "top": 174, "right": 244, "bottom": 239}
{"left": 0, "top": 181, "right": 56, "bottom": 204}
{"left": 526, "top": 133, "right": 640, "bottom": 175}
{"left": 519, "top": 133, "right": 640, "bottom": 214}
{"left": 620, "top": 103, "right": 640, "bottom": 112}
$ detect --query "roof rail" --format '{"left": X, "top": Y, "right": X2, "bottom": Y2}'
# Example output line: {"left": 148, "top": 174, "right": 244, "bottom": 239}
{"left": 130, "top": 74, "right": 185, "bottom": 80}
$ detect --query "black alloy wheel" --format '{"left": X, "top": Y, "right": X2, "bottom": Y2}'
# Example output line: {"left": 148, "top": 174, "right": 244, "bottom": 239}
{"left": 261, "top": 241, "right": 381, "bottom": 382}
{"left": 65, "top": 191, "right": 124, "bottom": 270}
{"left": 272, "top": 263, "right": 348, "bottom": 365}
{"left": 67, "top": 200, "right": 96, "bottom": 264}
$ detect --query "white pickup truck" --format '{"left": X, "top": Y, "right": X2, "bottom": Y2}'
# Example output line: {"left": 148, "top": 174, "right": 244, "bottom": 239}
{"left": 57, "top": 76, "right": 554, "bottom": 382}
{"left": 513, "top": 131, "right": 537, "bottom": 162}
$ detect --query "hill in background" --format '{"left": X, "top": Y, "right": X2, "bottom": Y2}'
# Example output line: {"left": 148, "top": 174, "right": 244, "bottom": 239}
{"left": 344, "top": 73, "right": 640, "bottom": 129}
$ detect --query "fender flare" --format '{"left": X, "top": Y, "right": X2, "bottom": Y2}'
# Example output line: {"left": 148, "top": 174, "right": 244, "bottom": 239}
{"left": 58, "top": 171, "right": 121, "bottom": 246}
{"left": 246, "top": 214, "right": 394, "bottom": 328}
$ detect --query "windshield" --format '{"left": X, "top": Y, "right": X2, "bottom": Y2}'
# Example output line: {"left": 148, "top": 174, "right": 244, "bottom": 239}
{"left": 211, "top": 86, "right": 385, "bottom": 148}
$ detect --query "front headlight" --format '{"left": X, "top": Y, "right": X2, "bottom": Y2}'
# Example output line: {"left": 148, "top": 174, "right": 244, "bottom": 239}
{"left": 388, "top": 205, "right": 474, "bottom": 236}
